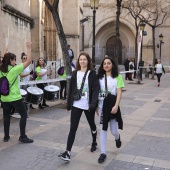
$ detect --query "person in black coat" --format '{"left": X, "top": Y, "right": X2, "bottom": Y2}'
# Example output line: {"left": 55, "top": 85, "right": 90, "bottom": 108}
{"left": 59, "top": 52, "right": 100, "bottom": 162}
{"left": 124, "top": 58, "right": 130, "bottom": 80}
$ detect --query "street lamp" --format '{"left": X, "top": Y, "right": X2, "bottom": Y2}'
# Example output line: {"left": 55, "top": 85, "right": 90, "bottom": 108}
{"left": 139, "top": 21, "right": 146, "bottom": 81}
{"left": 90, "top": 0, "right": 99, "bottom": 67}
{"left": 159, "top": 34, "right": 164, "bottom": 59}
{"left": 139, "top": 21, "right": 146, "bottom": 62}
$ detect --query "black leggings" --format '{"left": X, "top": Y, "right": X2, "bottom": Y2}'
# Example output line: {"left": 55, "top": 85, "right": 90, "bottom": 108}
{"left": 60, "top": 80, "right": 67, "bottom": 98}
{"left": 36, "top": 83, "right": 47, "bottom": 105}
{"left": 156, "top": 73, "right": 162, "bottom": 83}
{"left": 66, "top": 106, "right": 97, "bottom": 151}
{"left": 2, "top": 99, "right": 27, "bottom": 138}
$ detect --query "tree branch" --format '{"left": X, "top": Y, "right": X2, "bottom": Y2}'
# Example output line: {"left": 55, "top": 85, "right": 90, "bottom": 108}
{"left": 43, "top": 0, "right": 53, "bottom": 12}
{"left": 53, "top": 0, "right": 59, "bottom": 9}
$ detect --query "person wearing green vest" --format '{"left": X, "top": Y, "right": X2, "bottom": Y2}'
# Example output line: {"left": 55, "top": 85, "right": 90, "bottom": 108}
{"left": 0, "top": 42, "right": 33, "bottom": 143}
{"left": 59, "top": 69, "right": 67, "bottom": 100}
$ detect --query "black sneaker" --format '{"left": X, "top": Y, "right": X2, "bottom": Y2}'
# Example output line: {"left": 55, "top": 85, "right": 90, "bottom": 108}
{"left": 115, "top": 135, "right": 121, "bottom": 148}
{"left": 3, "top": 136, "right": 10, "bottom": 142}
{"left": 90, "top": 142, "right": 97, "bottom": 152}
{"left": 59, "top": 151, "right": 70, "bottom": 162}
{"left": 39, "top": 104, "right": 44, "bottom": 109}
{"left": 98, "top": 154, "right": 106, "bottom": 163}
{"left": 30, "top": 105, "right": 35, "bottom": 109}
{"left": 19, "top": 136, "right": 34, "bottom": 143}
{"left": 42, "top": 104, "right": 49, "bottom": 107}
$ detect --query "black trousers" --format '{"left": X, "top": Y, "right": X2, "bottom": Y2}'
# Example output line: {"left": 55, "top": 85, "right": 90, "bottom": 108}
{"left": 156, "top": 73, "right": 162, "bottom": 83}
{"left": 2, "top": 99, "right": 27, "bottom": 138}
{"left": 36, "top": 83, "right": 47, "bottom": 105}
{"left": 66, "top": 106, "right": 97, "bottom": 151}
{"left": 60, "top": 80, "right": 67, "bottom": 98}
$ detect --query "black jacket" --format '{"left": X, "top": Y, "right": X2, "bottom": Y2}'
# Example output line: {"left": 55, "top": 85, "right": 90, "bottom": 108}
{"left": 67, "top": 70, "right": 100, "bottom": 111}
{"left": 102, "top": 94, "right": 123, "bottom": 131}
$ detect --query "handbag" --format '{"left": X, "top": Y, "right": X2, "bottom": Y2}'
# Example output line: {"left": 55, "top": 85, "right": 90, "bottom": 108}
{"left": 73, "top": 70, "right": 88, "bottom": 101}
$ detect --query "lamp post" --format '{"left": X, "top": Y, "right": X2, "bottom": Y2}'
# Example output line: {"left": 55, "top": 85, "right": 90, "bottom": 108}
{"left": 139, "top": 21, "right": 146, "bottom": 61}
{"left": 139, "top": 21, "right": 146, "bottom": 81}
{"left": 159, "top": 34, "right": 163, "bottom": 60}
{"left": 90, "top": 0, "right": 99, "bottom": 67}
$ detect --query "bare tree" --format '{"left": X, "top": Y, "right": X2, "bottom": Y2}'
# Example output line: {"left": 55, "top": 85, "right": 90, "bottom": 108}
{"left": 123, "top": 0, "right": 169, "bottom": 79}
{"left": 43, "top": 0, "right": 72, "bottom": 79}
{"left": 135, "top": 0, "right": 169, "bottom": 79}
{"left": 122, "top": 0, "right": 145, "bottom": 68}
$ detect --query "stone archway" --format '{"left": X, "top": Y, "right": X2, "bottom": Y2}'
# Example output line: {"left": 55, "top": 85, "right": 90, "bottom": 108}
{"left": 94, "top": 21, "right": 135, "bottom": 65}
{"left": 106, "top": 36, "right": 122, "bottom": 64}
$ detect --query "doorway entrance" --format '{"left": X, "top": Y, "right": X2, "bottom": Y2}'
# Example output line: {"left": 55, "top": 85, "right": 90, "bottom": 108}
{"left": 106, "top": 36, "right": 122, "bottom": 64}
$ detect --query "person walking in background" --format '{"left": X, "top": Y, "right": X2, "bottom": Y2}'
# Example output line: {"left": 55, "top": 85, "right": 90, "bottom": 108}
{"left": 133, "top": 58, "right": 137, "bottom": 79}
{"left": 59, "top": 52, "right": 100, "bottom": 162}
{"left": 68, "top": 45, "right": 74, "bottom": 63}
{"left": 96, "top": 57, "right": 124, "bottom": 163}
{"left": 155, "top": 59, "right": 165, "bottom": 87}
{"left": 20, "top": 52, "right": 35, "bottom": 109}
{"left": 129, "top": 58, "right": 134, "bottom": 81}
{"left": 36, "top": 57, "right": 50, "bottom": 109}
{"left": 0, "top": 42, "right": 33, "bottom": 143}
{"left": 124, "top": 58, "right": 130, "bottom": 80}
{"left": 58, "top": 67, "right": 67, "bottom": 100}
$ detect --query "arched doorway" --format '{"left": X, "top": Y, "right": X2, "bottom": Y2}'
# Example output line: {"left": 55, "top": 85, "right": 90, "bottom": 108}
{"left": 106, "top": 36, "right": 123, "bottom": 64}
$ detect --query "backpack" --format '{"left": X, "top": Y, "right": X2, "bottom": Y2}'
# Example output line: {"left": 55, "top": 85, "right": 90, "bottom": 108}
{"left": 129, "top": 64, "right": 134, "bottom": 70}
{"left": 32, "top": 71, "right": 37, "bottom": 80}
{"left": 0, "top": 68, "right": 17, "bottom": 96}
{"left": 57, "top": 66, "right": 64, "bottom": 76}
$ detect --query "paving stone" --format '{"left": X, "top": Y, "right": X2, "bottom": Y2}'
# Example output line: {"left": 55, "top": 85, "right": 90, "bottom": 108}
{"left": 141, "top": 119, "right": 170, "bottom": 134}
{"left": 121, "top": 134, "right": 170, "bottom": 161}
{"left": 1, "top": 75, "right": 170, "bottom": 170}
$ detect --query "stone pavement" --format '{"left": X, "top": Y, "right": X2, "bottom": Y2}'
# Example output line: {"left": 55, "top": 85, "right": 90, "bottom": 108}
{"left": 0, "top": 73, "right": 170, "bottom": 170}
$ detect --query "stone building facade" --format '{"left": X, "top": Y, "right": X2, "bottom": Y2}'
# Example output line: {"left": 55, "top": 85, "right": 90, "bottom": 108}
{"left": 0, "top": 0, "right": 170, "bottom": 66}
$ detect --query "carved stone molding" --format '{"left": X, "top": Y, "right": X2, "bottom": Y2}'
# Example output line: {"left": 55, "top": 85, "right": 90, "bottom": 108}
{"left": 1, "top": 0, "right": 34, "bottom": 28}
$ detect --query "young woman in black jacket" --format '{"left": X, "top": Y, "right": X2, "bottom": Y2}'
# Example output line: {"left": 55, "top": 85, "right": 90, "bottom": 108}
{"left": 59, "top": 52, "right": 100, "bottom": 162}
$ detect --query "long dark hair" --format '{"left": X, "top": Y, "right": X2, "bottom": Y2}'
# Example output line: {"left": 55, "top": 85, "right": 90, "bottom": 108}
{"left": 76, "top": 52, "right": 93, "bottom": 70}
{"left": 21, "top": 52, "right": 26, "bottom": 59}
{"left": 98, "top": 57, "right": 119, "bottom": 79}
{"left": 0, "top": 52, "right": 16, "bottom": 72}
{"left": 36, "top": 57, "right": 46, "bottom": 68}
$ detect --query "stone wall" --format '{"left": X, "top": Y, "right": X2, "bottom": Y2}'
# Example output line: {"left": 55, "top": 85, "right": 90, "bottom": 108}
{"left": 0, "top": 0, "right": 31, "bottom": 63}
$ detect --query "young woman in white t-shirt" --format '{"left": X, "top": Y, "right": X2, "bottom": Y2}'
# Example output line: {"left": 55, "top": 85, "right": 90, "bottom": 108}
{"left": 59, "top": 52, "right": 100, "bottom": 162}
{"left": 97, "top": 57, "right": 124, "bottom": 163}
{"left": 155, "top": 59, "right": 165, "bottom": 87}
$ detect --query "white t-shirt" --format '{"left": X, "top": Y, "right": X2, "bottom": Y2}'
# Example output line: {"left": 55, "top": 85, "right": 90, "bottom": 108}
{"left": 73, "top": 70, "right": 90, "bottom": 110}
{"left": 155, "top": 64, "right": 163, "bottom": 74}
{"left": 41, "top": 67, "right": 47, "bottom": 80}
{"left": 21, "top": 66, "right": 30, "bottom": 83}
{"left": 98, "top": 74, "right": 124, "bottom": 108}
{"left": 68, "top": 49, "right": 73, "bottom": 57}
{"left": 129, "top": 61, "right": 134, "bottom": 70}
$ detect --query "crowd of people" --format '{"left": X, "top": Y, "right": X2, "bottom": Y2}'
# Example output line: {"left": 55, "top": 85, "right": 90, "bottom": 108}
{"left": 0, "top": 44, "right": 165, "bottom": 164}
